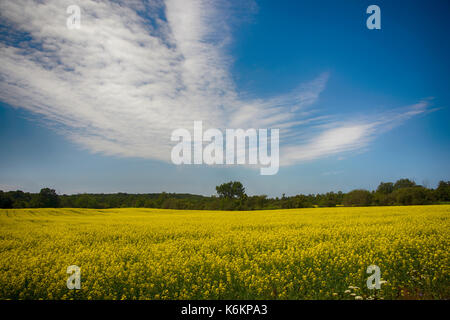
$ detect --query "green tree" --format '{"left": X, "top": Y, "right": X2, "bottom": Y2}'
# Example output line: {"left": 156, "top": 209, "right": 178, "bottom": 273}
{"left": 216, "top": 181, "right": 246, "bottom": 199}
{"left": 436, "top": 181, "right": 450, "bottom": 202}
{"left": 37, "top": 188, "right": 60, "bottom": 208}
{"left": 343, "top": 189, "right": 372, "bottom": 206}
{"left": 75, "top": 194, "right": 99, "bottom": 208}
{"left": 372, "top": 192, "right": 394, "bottom": 206}
{"left": 376, "top": 182, "right": 394, "bottom": 194}
{"left": 0, "top": 191, "right": 13, "bottom": 208}
{"left": 393, "top": 186, "right": 431, "bottom": 205}
{"left": 317, "top": 192, "right": 338, "bottom": 207}
{"left": 156, "top": 192, "right": 169, "bottom": 207}
{"left": 393, "top": 178, "right": 416, "bottom": 190}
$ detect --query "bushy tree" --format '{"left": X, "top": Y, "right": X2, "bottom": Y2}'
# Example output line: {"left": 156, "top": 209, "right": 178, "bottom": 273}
{"left": 372, "top": 192, "right": 394, "bottom": 206}
{"left": 376, "top": 182, "right": 394, "bottom": 194}
{"left": 343, "top": 189, "right": 372, "bottom": 206}
{"left": 436, "top": 181, "right": 450, "bottom": 202}
{"left": 393, "top": 186, "right": 432, "bottom": 205}
{"left": 393, "top": 178, "right": 416, "bottom": 190}
{"left": 216, "top": 181, "right": 246, "bottom": 199}
{"left": 0, "top": 191, "right": 13, "bottom": 208}
{"left": 318, "top": 192, "right": 339, "bottom": 207}
{"left": 74, "top": 194, "right": 100, "bottom": 208}
{"left": 37, "top": 188, "right": 60, "bottom": 208}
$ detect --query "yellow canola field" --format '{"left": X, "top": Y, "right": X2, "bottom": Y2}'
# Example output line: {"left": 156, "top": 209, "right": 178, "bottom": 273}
{"left": 0, "top": 205, "right": 448, "bottom": 300}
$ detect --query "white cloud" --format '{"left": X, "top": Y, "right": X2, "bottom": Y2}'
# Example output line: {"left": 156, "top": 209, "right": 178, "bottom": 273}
{"left": 0, "top": 184, "right": 22, "bottom": 192}
{"left": 282, "top": 123, "right": 375, "bottom": 165}
{"left": 0, "top": 0, "right": 432, "bottom": 168}
{"left": 280, "top": 99, "right": 433, "bottom": 165}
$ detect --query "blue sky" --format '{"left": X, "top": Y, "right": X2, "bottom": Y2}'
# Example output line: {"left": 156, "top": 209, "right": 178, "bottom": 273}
{"left": 0, "top": 0, "right": 449, "bottom": 197}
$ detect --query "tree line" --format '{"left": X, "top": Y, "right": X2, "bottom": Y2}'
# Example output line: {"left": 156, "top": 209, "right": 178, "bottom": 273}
{"left": 0, "top": 179, "right": 449, "bottom": 210}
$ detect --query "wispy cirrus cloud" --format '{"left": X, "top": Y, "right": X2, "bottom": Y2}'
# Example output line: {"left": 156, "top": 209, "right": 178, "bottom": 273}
{"left": 281, "top": 99, "right": 434, "bottom": 165}
{"left": 0, "top": 0, "right": 433, "bottom": 167}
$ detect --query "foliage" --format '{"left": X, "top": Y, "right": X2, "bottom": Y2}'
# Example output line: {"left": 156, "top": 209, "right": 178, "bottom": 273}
{"left": 393, "top": 187, "right": 433, "bottom": 205}
{"left": 0, "top": 178, "right": 449, "bottom": 210}
{"left": 436, "top": 181, "right": 450, "bottom": 202}
{"left": 376, "top": 182, "right": 394, "bottom": 195}
{"left": 215, "top": 181, "right": 246, "bottom": 199}
{"left": 0, "top": 191, "right": 13, "bottom": 209}
{"left": 393, "top": 179, "right": 416, "bottom": 190}
{"left": 37, "top": 188, "right": 60, "bottom": 208}
{"left": 343, "top": 189, "right": 372, "bottom": 206}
